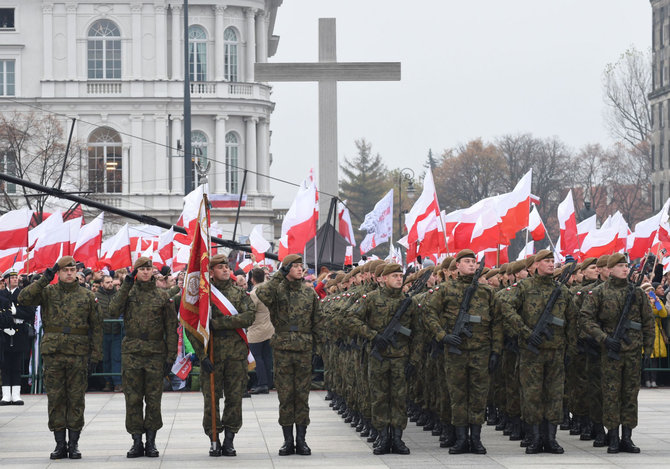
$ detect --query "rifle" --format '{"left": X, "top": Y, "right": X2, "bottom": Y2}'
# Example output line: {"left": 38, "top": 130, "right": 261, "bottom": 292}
{"left": 370, "top": 268, "right": 433, "bottom": 361}
{"left": 527, "top": 262, "right": 576, "bottom": 354}
{"left": 448, "top": 258, "right": 486, "bottom": 355}
{"left": 607, "top": 254, "right": 652, "bottom": 361}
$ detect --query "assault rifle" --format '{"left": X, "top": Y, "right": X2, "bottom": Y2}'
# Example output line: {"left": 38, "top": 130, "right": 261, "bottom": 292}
{"left": 527, "top": 262, "right": 576, "bottom": 354}
{"left": 607, "top": 254, "right": 652, "bottom": 361}
{"left": 448, "top": 258, "right": 486, "bottom": 355}
{"left": 370, "top": 268, "right": 433, "bottom": 361}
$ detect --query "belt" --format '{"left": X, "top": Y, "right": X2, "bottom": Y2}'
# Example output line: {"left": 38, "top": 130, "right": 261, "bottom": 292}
{"left": 275, "top": 325, "right": 311, "bottom": 334}
{"left": 126, "top": 332, "right": 163, "bottom": 341}
{"left": 44, "top": 326, "right": 88, "bottom": 336}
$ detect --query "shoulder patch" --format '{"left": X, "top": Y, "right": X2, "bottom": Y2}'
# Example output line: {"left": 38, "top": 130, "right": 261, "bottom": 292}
{"left": 94, "top": 297, "right": 99, "bottom": 303}
{"left": 512, "top": 282, "right": 518, "bottom": 287}
{"left": 506, "top": 287, "right": 511, "bottom": 291}
{"left": 588, "top": 291, "right": 593, "bottom": 295}
{"left": 168, "top": 298, "right": 174, "bottom": 303}
{"left": 434, "top": 286, "right": 440, "bottom": 290}
{"left": 428, "top": 289, "right": 434, "bottom": 293}
{"left": 362, "top": 294, "right": 367, "bottom": 299}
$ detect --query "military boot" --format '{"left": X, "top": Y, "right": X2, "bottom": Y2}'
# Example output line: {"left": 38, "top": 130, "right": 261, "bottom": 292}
{"left": 409, "top": 405, "right": 420, "bottom": 422}
{"left": 359, "top": 419, "right": 370, "bottom": 436}
{"left": 144, "top": 430, "right": 159, "bottom": 457}
{"left": 391, "top": 427, "right": 410, "bottom": 454}
{"left": 520, "top": 422, "right": 532, "bottom": 447}
{"left": 560, "top": 408, "right": 571, "bottom": 430}
{"left": 469, "top": 424, "right": 487, "bottom": 454}
{"left": 366, "top": 425, "right": 378, "bottom": 442}
{"left": 525, "top": 424, "right": 542, "bottom": 454}
{"left": 325, "top": 390, "right": 334, "bottom": 401}
{"left": 343, "top": 408, "right": 353, "bottom": 422}
{"left": 49, "top": 430, "right": 68, "bottom": 460}
{"left": 570, "top": 415, "right": 583, "bottom": 435}
{"left": 209, "top": 436, "right": 222, "bottom": 457}
{"left": 580, "top": 417, "right": 593, "bottom": 440}
{"left": 440, "top": 424, "right": 456, "bottom": 448}
{"left": 543, "top": 421, "right": 564, "bottom": 454}
{"left": 592, "top": 423, "right": 607, "bottom": 447}
{"left": 432, "top": 420, "right": 443, "bottom": 437}
{"left": 607, "top": 427, "right": 620, "bottom": 454}
{"left": 278, "top": 426, "right": 295, "bottom": 456}
{"left": 295, "top": 425, "right": 311, "bottom": 456}
{"left": 448, "top": 426, "right": 469, "bottom": 454}
{"left": 620, "top": 426, "right": 640, "bottom": 453}
{"left": 127, "top": 433, "right": 144, "bottom": 458}
{"left": 416, "top": 410, "right": 430, "bottom": 427}
{"left": 423, "top": 412, "right": 436, "bottom": 432}
{"left": 509, "top": 416, "right": 522, "bottom": 441}
{"left": 356, "top": 417, "right": 366, "bottom": 433}
{"left": 486, "top": 405, "right": 498, "bottom": 426}
{"left": 495, "top": 412, "right": 508, "bottom": 431}
{"left": 373, "top": 427, "right": 391, "bottom": 455}
{"left": 67, "top": 429, "right": 82, "bottom": 459}
{"left": 222, "top": 429, "right": 237, "bottom": 456}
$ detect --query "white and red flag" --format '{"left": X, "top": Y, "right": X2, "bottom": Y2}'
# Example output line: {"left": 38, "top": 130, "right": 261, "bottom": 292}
{"left": 579, "top": 227, "right": 619, "bottom": 260}
{"left": 64, "top": 217, "right": 83, "bottom": 255}
{"left": 498, "top": 169, "right": 532, "bottom": 241}
{"left": 527, "top": 206, "right": 546, "bottom": 241}
{"left": 576, "top": 214, "right": 597, "bottom": 252}
{"left": 175, "top": 184, "right": 209, "bottom": 245}
{"left": 601, "top": 211, "right": 630, "bottom": 252}
{"left": 100, "top": 224, "right": 132, "bottom": 270}
{"left": 249, "top": 225, "right": 271, "bottom": 262}
{"left": 629, "top": 198, "right": 669, "bottom": 259}
{"left": 152, "top": 227, "right": 175, "bottom": 269}
{"left": 0, "top": 247, "right": 21, "bottom": 273}
{"left": 29, "top": 210, "right": 63, "bottom": 250}
{"left": 279, "top": 174, "right": 318, "bottom": 259}
{"left": 344, "top": 245, "right": 354, "bottom": 266}
{"left": 73, "top": 213, "right": 105, "bottom": 268}
{"left": 517, "top": 240, "right": 535, "bottom": 260}
{"left": 405, "top": 171, "right": 446, "bottom": 256}
{"left": 557, "top": 190, "right": 578, "bottom": 257}
{"left": 359, "top": 189, "right": 394, "bottom": 254}
{"left": 0, "top": 209, "right": 31, "bottom": 250}
{"left": 31, "top": 216, "right": 69, "bottom": 272}
{"left": 209, "top": 193, "right": 247, "bottom": 209}
{"left": 337, "top": 200, "right": 356, "bottom": 246}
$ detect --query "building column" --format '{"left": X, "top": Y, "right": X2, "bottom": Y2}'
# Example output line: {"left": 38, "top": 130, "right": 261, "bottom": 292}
{"left": 155, "top": 115, "right": 168, "bottom": 192}
{"left": 170, "top": 4, "right": 182, "bottom": 80}
{"left": 66, "top": 1, "right": 77, "bottom": 79}
{"left": 171, "top": 115, "right": 184, "bottom": 194}
{"left": 257, "top": 117, "right": 269, "bottom": 194}
{"left": 256, "top": 11, "right": 268, "bottom": 64}
{"left": 42, "top": 3, "right": 53, "bottom": 80}
{"left": 245, "top": 8, "right": 256, "bottom": 82}
{"left": 155, "top": 2, "right": 168, "bottom": 79}
{"left": 131, "top": 3, "right": 142, "bottom": 78}
{"left": 214, "top": 5, "right": 226, "bottom": 81}
{"left": 245, "top": 117, "right": 258, "bottom": 193}
{"left": 130, "top": 116, "right": 144, "bottom": 193}
{"left": 122, "top": 146, "right": 131, "bottom": 194}
{"left": 214, "top": 115, "right": 228, "bottom": 193}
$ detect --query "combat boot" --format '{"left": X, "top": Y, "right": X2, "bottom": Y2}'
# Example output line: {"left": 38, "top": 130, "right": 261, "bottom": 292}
{"left": 144, "top": 430, "right": 159, "bottom": 457}
{"left": 359, "top": 419, "right": 370, "bottom": 436}
{"left": 222, "top": 429, "right": 237, "bottom": 456}
{"left": 390, "top": 427, "right": 410, "bottom": 454}
{"left": 367, "top": 426, "right": 378, "bottom": 443}
{"left": 620, "top": 426, "right": 640, "bottom": 453}
{"left": 325, "top": 390, "right": 334, "bottom": 401}
{"left": 509, "top": 416, "right": 522, "bottom": 441}
{"left": 432, "top": 420, "right": 443, "bottom": 437}
{"left": 593, "top": 423, "right": 607, "bottom": 447}
{"left": 416, "top": 410, "right": 429, "bottom": 427}
{"left": 127, "top": 433, "right": 144, "bottom": 458}
{"left": 423, "top": 412, "right": 436, "bottom": 432}
{"left": 440, "top": 424, "right": 456, "bottom": 448}
{"left": 448, "top": 426, "right": 469, "bottom": 454}
{"left": 67, "top": 429, "right": 82, "bottom": 459}
{"left": 408, "top": 405, "right": 420, "bottom": 422}
{"left": 295, "top": 425, "right": 311, "bottom": 456}
{"left": 560, "top": 408, "right": 571, "bottom": 430}
{"left": 503, "top": 418, "right": 513, "bottom": 436}
{"left": 343, "top": 408, "right": 353, "bottom": 422}
{"left": 525, "top": 424, "right": 542, "bottom": 454}
{"left": 208, "top": 436, "right": 221, "bottom": 457}
{"left": 372, "top": 427, "right": 391, "bottom": 455}
{"left": 569, "top": 415, "right": 582, "bottom": 435}
{"left": 520, "top": 422, "right": 532, "bottom": 447}
{"left": 486, "top": 405, "right": 498, "bottom": 426}
{"left": 49, "top": 430, "right": 68, "bottom": 460}
{"left": 607, "top": 426, "right": 620, "bottom": 454}
{"left": 543, "top": 421, "right": 564, "bottom": 454}
{"left": 495, "top": 412, "right": 507, "bottom": 431}
{"left": 469, "top": 424, "right": 487, "bottom": 454}
{"left": 580, "top": 417, "right": 593, "bottom": 440}
{"left": 278, "top": 426, "right": 295, "bottom": 456}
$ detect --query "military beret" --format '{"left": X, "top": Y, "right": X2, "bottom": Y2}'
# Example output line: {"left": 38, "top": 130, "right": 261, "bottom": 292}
{"left": 209, "top": 253, "right": 229, "bottom": 268}
{"left": 370, "top": 259, "right": 385, "bottom": 271}
{"left": 440, "top": 256, "right": 454, "bottom": 270}
{"left": 57, "top": 256, "right": 76, "bottom": 269}
{"left": 374, "top": 263, "right": 386, "bottom": 278}
{"left": 534, "top": 250, "right": 553, "bottom": 262}
{"left": 481, "top": 267, "right": 490, "bottom": 276}
{"left": 335, "top": 273, "right": 346, "bottom": 284}
{"left": 350, "top": 266, "right": 361, "bottom": 276}
{"left": 455, "top": 249, "right": 476, "bottom": 262}
{"left": 581, "top": 257, "right": 597, "bottom": 270}
{"left": 449, "top": 259, "right": 458, "bottom": 271}
{"left": 343, "top": 271, "right": 353, "bottom": 283}
{"left": 433, "top": 265, "right": 441, "bottom": 274}
{"left": 133, "top": 256, "right": 153, "bottom": 270}
{"left": 553, "top": 266, "right": 563, "bottom": 278}
{"left": 403, "top": 273, "right": 416, "bottom": 285}
{"left": 361, "top": 262, "right": 372, "bottom": 273}
{"left": 381, "top": 263, "right": 403, "bottom": 276}
{"left": 596, "top": 255, "right": 610, "bottom": 268}
{"left": 326, "top": 279, "right": 337, "bottom": 290}
{"left": 508, "top": 260, "right": 524, "bottom": 275}
{"left": 281, "top": 254, "right": 302, "bottom": 267}
{"left": 485, "top": 268, "right": 499, "bottom": 280}
{"left": 524, "top": 255, "right": 536, "bottom": 269}
{"left": 499, "top": 263, "right": 508, "bottom": 273}
{"left": 607, "top": 253, "right": 627, "bottom": 269}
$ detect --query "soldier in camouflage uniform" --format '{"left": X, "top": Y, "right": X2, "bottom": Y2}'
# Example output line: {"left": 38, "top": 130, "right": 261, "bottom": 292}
{"left": 423, "top": 250, "right": 502, "bottom": 455}
{"left": 109, "top": 257, "right": 178, "bottom": 458}
{"left": 255, "top": 254, "right": 324, "bottom": 456}
{"left": 18, "top": 256, "right": 102, "bottom": 460}
{"left": 350, "top": 263, "right": 421, "bottom": 455}
{"left": 502, "top": 250, "right": 576, "bottom": 454}
{"left": 187, "top": 254, "right": 255, "bottom": 457}
{"left": 580, "top": 253, "right": 654, "bottom": 454}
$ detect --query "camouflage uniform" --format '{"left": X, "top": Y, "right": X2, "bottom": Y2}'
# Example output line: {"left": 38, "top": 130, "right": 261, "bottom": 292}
{"left": 110, "top": 278, "right": 178, "bottom": 434}
{"left": 18, "top": 274, "right": 102, "bottom": 432}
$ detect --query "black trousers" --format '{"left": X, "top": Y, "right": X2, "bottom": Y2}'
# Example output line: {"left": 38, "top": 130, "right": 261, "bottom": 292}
{"left": 1, "top": 350, "right": 23, "bottom": 386}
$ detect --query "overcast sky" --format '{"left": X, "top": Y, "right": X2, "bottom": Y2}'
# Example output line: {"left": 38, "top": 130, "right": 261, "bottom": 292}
{"left": 266, "top": 0, "right": 651, "bottom": 208}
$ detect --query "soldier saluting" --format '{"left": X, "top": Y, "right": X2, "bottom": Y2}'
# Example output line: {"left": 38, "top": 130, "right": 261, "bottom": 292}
{"left": 18, "top": 256, "right": 102, "bottom": 460}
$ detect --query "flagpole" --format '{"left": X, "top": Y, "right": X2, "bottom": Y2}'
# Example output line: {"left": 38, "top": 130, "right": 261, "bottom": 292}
{"left": 540, "top": 218, "right": 556, "bottom": 252}
{"left": 202, "top": 193, "right": 217, "bottom": 453}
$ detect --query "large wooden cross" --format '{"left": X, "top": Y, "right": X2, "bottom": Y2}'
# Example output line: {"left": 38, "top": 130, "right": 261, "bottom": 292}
{"left": 255, "top": 18, "right": 401, "bottom": 224}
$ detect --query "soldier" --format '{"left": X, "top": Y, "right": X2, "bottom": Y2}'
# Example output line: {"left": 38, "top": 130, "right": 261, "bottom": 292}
{"left": 502, "top": 250, "right": 576, "bottom": 454}
{"left": 580, "top": 253, "right": 654, "bottom": 453}
{"left": 18, "top": 256, "right": 102, "bottom": 459}
{"left": 98, "top": 274, "right": 122, "bottom": 392}
{"left": 187, "top": 254, "right": 255, "bottom": 456}
{"left": 109, "top": 257, "right": 178, "bottom": 458}
{"left": 349, "top": 263, "right": 421, "bottom": 455}
{"left": 423, "top": 250, "right": 502, "bottom": 454}
{"left": 255, "top": 254, "right": 324, "bottom": 456}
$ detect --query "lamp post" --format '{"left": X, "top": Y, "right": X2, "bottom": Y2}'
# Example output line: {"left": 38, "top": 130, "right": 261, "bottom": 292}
{"left": 397, "top": 168, "right": 416, "bottom": 238}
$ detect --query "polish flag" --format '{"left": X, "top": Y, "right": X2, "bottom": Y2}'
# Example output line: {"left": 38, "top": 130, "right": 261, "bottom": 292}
{"left": 280, "top": 175, "right": 318, "bottom": 256}
{"left": 32, "top": 220, "right": 70, "bottom": 272}
{"left": 527, "top": 206, "right": 546, "bottom": 241}
{"left": 238, "top": 258, "right": 254, "bottom": 273}
{"left": 64, "top": 217, "right": 83, "bottom": 255}
{"left": 129, "top": 225, "right": 162, "bottom": 252}
{"left": 576, "top": 214, "right": 597, "bottom": 251}
{"left": 477, "top": 246, "right": 508, "bottom": 268}
{"left": 445, "top": 198, "right": 491, "bottom": 252}
{"left": 175, "top": 184, "right": 209, "bottom": 245}
{"left": 601, "top": 211, "right": 630, "bottom": 252}
{"left": 100, "top": 224, "right": 132, "bottom": 270}
{"left": 629, "top": 198, "right": 669, "bottom": 259}
{"left": 73, "top": 213, "right": 104, "bottom": 268}
{"left": 209, "top": 193, "right": 247, "bottom": 209}
{"left": 557, "top": 190, "right": 578, "bottom": 256}
{"left": 344, "top": 245, "right": 353, "bottom": 266}
{"left": 579, "top": 227, "right": 619, "bottom": 260}
{"left": 249, "top": 225, "right": 271, "bottom": 262}
{"left": 337, "top": 200, "right": 356, "bottom": 246}
{"left": 0, "top": 247, "right": 21, "bottom": 273}
{"left": 0, "top": 209, "right": 32, "bottom": 250}
{"left": 517, "top": 240, "right": 535, "bottom": 260}
{"left": 152, "top": 227, "right": 175, "bottom": 268}
{"left": 469, "top": 206, "right": 503, "bottom": 253}
{"left": 498, "top": 169, "right": 532, "bottom": 241}
{"left": 29, "top": 210, "right": 63, "bottom": 250}
{"left": 405, "top": 171, "right": 446, "bottom": 255}
{"left": 417, "top": 211, "right": 447, "bottom": 257}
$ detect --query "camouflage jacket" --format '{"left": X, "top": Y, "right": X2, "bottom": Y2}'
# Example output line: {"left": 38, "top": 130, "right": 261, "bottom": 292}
{"left": 109, "top": 278, "right": 178, "bottom": 361}
{"left": 96, "top": 287, "right": 120, "bottom": 334}
{"left": 255, "top": 272, "right": 324, "bottom": 352}
{"left": 571, "top": 278, "right": 597, "bottom": 341}
{"left": 579, "top": 276, "right": 654, "bottom": 353}
{"left": 423, "top": 275, "right": 503, "bottom": 353}
{"left": 189, "top": 277, "right": 255, "bottom": 361}
{"left": 18, "top": 276, "right": 102, "bottom": 361}
{"left": 502, "top": 274, "right": 576, "bottom": 353}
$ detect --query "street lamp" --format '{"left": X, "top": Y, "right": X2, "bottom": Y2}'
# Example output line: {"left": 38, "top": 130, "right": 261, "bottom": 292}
{"left": 398, "top": 168, "right": 416, "bottom": 237}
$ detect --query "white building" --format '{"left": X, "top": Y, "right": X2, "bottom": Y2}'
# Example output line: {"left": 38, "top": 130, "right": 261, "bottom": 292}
{"left": 0, "top": 0, "right": 282, "bottom": 241}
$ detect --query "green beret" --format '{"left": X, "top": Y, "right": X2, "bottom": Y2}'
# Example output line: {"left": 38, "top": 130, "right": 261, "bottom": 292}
{"left": 440, "top": 256, "right": 454, "bottom": 270}
{"left": 57, "top": 256, "right": 76, "bottom": 269}
{"left": 499, "top": 263, "right": 509, "bottom": 273}
{"left": 209, "top": 253, "right": 229, "bottom": 268}
{"left": 381, "top": 263, "right": 402, "bottom": 276}
{"left": 524, "top": 255, "right": 536, "bottom": 269}
{"left": 455, "top": 249, "right": 476, "bottom": 262}
{"left": 281, "top": 254, "right": 302, "bottom": 267}
{"left": 374, "top": 263, "right": 386, "bottom": 278}
{"left": 534, "top": 250, "right": 553, "bottom": 262}
{"left": 580, "top": 257, "right": 597, "bottom": 270}
{"left": 449, "top": 259, "right": 458, "bottom": 271}
{"left": 596, "top": 255, "right": 610, "bottom": 268}
{"left": 485, "top": 268, "right": 500, "bottom": 280}
{"left": 133, "top": 256, "right": 153, "bottom": 270}
{"left": 508, "top": 261, "right": 525, "bottom": 275}
{"left": 607, "top": 253, "right": 627, "bottom": 269}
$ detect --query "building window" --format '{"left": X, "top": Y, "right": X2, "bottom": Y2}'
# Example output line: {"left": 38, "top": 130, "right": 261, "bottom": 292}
{"left": 0, "top": 59, "right": 14, "bottom": 96}
{"left": 87, "top": 20, "right": 121, "bottom": 79}
{"left": 224, "top": 27, "right": 238, "bottom": 82}
{"left": 225, "top": 132, "right": 239, "bottom": 193}
{"left": 188, "top": 25, "right": 207, "bottom": 82}
{"left": 0, "top": 150, "right": 16, "bottom": 193}
{"left": 0, "top": 8, "right": 14, "bottom": 30}
{"left": 191, "top": 130, "right": 208, "bottom": 190}
{"left": 88, "top": 127, "right": 122, "bottom": 193}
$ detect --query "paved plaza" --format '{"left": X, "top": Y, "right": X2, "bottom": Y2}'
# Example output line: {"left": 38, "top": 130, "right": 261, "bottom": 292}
{"left": 0, "top": 388, "right": 669, "bottom": 468}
